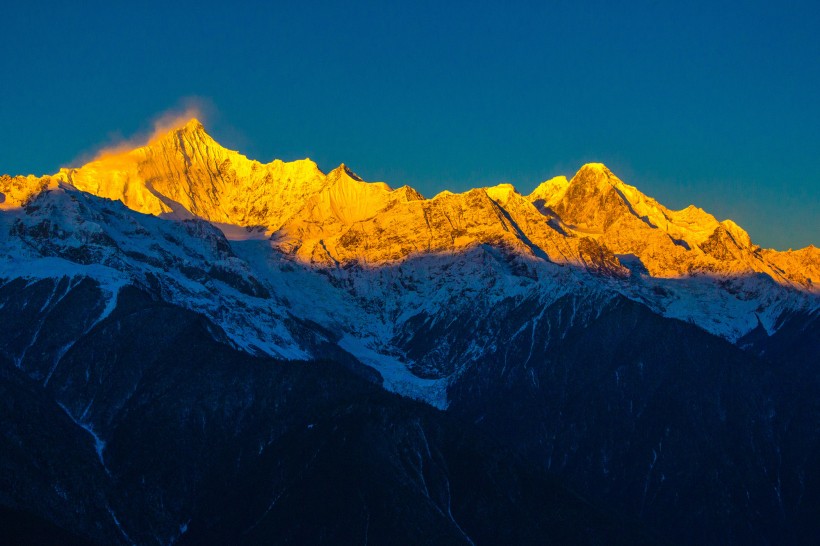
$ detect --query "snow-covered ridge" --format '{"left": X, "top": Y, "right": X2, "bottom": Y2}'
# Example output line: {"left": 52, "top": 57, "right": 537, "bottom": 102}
{"left": 2, "top": 119, "right": 814, "bottom": 290}
{"left": 1, "top": 119, "right": 817, "bottom": 407}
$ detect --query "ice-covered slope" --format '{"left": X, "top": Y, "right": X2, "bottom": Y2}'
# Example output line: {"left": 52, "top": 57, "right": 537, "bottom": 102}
{"left": 1, "top": 119, "right": 817, "bottom": 408}
{"left": 530, "top": 163, "right": 811, "bottom": 284}
{"left": 51, "top": 119, "right": 327, "bottom": 232}
{"left": 4, "top": 119, "right": 812, "bottom": 287}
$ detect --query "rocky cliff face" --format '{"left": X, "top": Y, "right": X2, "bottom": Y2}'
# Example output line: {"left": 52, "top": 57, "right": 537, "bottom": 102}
{"left": 50, "top": 119, "right": 327, "bottom": 231}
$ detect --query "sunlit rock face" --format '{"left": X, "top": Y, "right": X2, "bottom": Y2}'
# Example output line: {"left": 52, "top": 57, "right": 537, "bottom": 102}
{"left": 4, "top": 120, "right": 812, "bottom": 292}
{"left": 50, "top": 119, "right": 327, "bottom": 231}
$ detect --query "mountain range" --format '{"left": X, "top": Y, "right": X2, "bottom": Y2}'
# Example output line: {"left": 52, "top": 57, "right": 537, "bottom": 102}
{"left": 1, "top": 119, "right": 817, "bottom": 545}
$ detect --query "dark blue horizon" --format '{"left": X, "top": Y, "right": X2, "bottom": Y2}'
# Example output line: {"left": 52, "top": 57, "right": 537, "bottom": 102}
{"left": 2, "top": 0, "right": 818, "bottom": 250}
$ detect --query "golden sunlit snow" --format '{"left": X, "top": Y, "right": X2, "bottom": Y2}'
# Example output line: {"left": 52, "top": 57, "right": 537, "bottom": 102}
{"left": 1, "top": 119, "right": 816, "bottom": 291}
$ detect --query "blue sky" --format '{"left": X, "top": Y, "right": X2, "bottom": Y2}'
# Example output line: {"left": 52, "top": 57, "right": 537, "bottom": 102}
{"left": 2, "top": 0, "right": 818, "bottom": 249}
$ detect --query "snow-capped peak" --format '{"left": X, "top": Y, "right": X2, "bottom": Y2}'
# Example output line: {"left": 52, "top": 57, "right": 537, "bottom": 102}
{"left": 1, "top": 122, "right": 818, "bottom": 410}
{"left": 2, "top": 121, "right": 816, "bottom": 294}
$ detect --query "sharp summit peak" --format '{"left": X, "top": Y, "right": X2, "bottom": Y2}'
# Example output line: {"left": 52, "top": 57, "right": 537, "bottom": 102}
{"left": 167, "top": 117, "right": 209, "bottom": 139}
{"left": 573, "top": 162, "right": 614, "bottom": 176}
{"left": 180, "top": 117, "right": 205, "bottom": 130}
{"left": 330, "top": 163, "right": 365, "bottom": 181}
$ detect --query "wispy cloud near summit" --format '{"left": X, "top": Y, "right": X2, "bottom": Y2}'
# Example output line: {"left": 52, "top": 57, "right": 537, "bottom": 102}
{"left": 67, "top": 97, "right": 214, "bottom": 166}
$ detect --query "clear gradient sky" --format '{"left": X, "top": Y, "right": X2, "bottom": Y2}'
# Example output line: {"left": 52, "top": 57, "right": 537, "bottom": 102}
{"left": 2, "top": 0, "right": 818, "bottom": 249}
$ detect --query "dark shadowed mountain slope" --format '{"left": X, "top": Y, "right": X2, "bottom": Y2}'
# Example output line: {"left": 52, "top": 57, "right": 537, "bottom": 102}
{"left": 0, "top": 283, "right": 653, "bottom": 545}
{"left": 448, "top": 295, "right": 817, "bottom": 545}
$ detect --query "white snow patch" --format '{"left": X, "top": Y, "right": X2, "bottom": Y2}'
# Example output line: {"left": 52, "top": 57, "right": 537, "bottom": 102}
{"left": 339, "top": 335, "right": 449, "bottom": 409}
{"left": 107, "top": 504, "right": 134, "bottom": 545}
{"left": 57, "top": 402, "right": 107, "bottom": 470}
